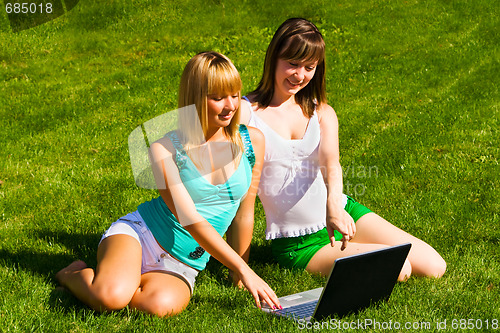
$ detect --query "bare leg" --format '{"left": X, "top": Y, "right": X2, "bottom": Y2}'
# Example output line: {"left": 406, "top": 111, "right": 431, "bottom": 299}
{"left": 55, "top": 234, "right": 142, "bottom": 312}
{"left": 306, "top": 241, "right": 413, "bottom": 281}
{"left": 306, "top": 213, "right": 445, "bottom": 280}
{"left": 351, "top": 213, "right": 446, "bottom": 278}
{"left": 129, "top": 272, "right": 192, "bottom": 317}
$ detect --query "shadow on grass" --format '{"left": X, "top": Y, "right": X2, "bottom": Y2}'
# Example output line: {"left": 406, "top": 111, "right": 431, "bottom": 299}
{"left": 0, "top": 229, "right": 102, "bottom": 314}
{"left": 0, "top": 229, "right": 282, "bottom": 314}
{"left": 48, "top": 285, "right": 90, "bottom": 314}
{"left": 248, "top": 241, "right": 275, "bottom": 265}
{"left": 203, "top": 241, "right": 277, "bottom": 285}
{"left": 0, "top": 229, "right": 100, "bottom": 277}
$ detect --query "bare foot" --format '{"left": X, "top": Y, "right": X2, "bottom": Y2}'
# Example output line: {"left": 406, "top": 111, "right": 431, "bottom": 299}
{"left": 55, "top": 260, "right": 88, "bottom": 286}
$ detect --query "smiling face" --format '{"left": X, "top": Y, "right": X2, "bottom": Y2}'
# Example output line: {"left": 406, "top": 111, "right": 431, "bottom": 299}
{"left": 206, "top": 92, "right": 240, "bottom": 129}
{"left": 253, "top": 19, "right": 326, "bottom": 111}
{"left": 274, "top": 58, "right": 318, "bottom": 99}
{"left": 177, "top": 51, "right": 243, "bottom": 147}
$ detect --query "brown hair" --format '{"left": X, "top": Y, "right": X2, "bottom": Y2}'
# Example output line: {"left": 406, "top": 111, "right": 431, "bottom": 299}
{"left": 250, "top": 18, "right": 326, "bottom": 117}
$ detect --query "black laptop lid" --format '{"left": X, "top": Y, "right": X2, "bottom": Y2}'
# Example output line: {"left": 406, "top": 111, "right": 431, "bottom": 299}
{"left": 314, "top": 243, "right": 411, "bottom": 319}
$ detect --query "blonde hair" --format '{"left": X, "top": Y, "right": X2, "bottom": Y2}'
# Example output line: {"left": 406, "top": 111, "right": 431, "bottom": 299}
{"left": 177, "top": 51, "right": 243, "bottom": 162}
{"left": 250, "top": 18, "right": 326, "bottom": 117}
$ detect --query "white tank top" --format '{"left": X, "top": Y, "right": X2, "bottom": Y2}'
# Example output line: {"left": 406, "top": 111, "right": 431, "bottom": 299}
{"left": 247, "top": 100, "right": 347, "bottom": 239}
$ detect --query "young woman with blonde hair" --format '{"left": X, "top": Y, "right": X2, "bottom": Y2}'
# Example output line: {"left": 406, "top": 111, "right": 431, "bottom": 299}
{"left": 56, "top": 51, "right": 281, "bottom": 317}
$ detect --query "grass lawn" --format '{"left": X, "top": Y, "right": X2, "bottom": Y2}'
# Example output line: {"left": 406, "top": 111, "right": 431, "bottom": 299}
{"left": 0, "top": 0, "right": 498, "bottom": 331}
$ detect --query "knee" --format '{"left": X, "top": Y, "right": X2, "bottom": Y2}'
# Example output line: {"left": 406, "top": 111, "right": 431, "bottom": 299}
{"left": 132, "top": 290, "right": 190, "bottom": 317}
{"left": 152, "top": 295, "right": 188, "bottom": 317}
{"left": 92, "top": 283, "right": 134, "bottom": 311}
{"left": 426, "top": 256, "right": 447, "bottom": 278}
{"left": 412, "top": 252, "right": 447, "bottom": 279}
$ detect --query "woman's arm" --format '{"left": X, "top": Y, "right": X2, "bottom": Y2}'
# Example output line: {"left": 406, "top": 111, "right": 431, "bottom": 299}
{"left": 185, "top": 220, "right": 280, "bottom": 309}
{"left": 317, "top": 104, "right": 356, "bottom": 250}
{"left": 149, "top": 138, "right": 205, "bottom": 226}
{"left": 226, "top": 127, "right": 265, "bottom": 287}
{"left": 149, "top": 135, "right": 280, "bottom": 309}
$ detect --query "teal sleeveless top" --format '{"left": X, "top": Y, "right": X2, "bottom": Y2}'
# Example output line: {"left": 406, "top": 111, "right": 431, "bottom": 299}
{"left": 137, "top": 125, "right": 255, "bottom": 271}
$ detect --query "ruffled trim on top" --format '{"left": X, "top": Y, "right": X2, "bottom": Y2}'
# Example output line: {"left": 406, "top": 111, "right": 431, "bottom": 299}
{"left": 265, "top": 222, "right": 327, "bottom": 240}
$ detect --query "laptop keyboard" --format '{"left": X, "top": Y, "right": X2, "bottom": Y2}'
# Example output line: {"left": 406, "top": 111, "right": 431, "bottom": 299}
{"left": 275, "top": 300, "right": 318, "bottom": 319}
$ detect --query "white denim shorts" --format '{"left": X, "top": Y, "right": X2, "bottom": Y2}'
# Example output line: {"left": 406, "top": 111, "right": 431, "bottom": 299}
{"left": 100, "top": 211, "right": 198, "bottom": 292}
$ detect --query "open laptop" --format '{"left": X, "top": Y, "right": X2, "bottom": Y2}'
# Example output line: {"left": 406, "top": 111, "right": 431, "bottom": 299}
{"left": 262, "top": 243, "right": 412, "bottom": 321}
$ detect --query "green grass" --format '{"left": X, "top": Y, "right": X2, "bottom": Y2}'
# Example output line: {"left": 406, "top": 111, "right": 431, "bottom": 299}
{"left": 1, "top": 0, "right": 498, "bottom": 331}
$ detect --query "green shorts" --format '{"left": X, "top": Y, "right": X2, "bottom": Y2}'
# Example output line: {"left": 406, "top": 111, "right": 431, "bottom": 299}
{"left": 270, "top": 196, "right": 372, "bottom": 270}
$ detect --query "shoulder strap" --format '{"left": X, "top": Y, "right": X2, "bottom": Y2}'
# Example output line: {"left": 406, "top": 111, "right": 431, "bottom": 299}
{"left": 239, "top": 124, "right": 255, "bottom": 169}
{"left": 165, "top": 131, "right": 188, "bottom": 169}
{"left": 165, "top": 131, "right": 184, "bottom": 152}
